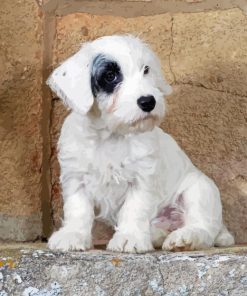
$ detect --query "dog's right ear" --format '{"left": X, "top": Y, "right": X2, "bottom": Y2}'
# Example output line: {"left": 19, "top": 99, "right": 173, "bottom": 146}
{"left": 47, "top": 45, "right": 94, "bottom": 115}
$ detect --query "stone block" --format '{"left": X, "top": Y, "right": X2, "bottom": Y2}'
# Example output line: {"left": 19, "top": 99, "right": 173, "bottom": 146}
{"left": 171, "top": 8, "right": 247, "bottom": 96}
{"left": 54, "top": 12, "right": 173, "bottom": 81}
{"left": 0, "top": 0, "right": 44, "bottom": 240}
{"left": 0, "top": 244, "right": 247, "bottom": 295}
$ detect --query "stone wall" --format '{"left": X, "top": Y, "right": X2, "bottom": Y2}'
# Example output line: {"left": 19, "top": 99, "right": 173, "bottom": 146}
{"left": 0, "top": 0, "right": 246, "bottom": 244}
{"left": 0, "top": 0, "right": 44, "bottom": 241}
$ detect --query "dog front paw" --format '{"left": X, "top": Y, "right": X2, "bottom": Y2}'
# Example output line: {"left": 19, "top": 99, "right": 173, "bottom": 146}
{"left": 48, "top": 227, "right": 92, "bottom": 251}
{"left": 162, "top": 227, "right": 213, "bottom": 251}
{"left": 107, "top": 232, "right": 154, "bottom": 253}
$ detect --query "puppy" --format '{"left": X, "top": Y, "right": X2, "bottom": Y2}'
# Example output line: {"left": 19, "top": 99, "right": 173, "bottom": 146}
{"left": 47, "top": 35, "right": 234, "bottom": 252}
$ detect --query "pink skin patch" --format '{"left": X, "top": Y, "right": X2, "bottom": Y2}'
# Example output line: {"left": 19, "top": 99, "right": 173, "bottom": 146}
{"left": 151, "top": 194, "right": 185, "bottom": 232}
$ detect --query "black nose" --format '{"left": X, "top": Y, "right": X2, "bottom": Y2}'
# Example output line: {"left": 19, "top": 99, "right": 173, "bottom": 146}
{"left": 137, "top": 95, "right": 156, "bottom": 112}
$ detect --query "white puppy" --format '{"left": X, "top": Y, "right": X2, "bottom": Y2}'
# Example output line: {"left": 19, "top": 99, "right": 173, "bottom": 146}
{"left": 47, "top": 35, "right": 234, "bottom": 252}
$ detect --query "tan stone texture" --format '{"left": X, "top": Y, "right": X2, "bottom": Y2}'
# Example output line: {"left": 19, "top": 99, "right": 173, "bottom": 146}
{"left": 171, "top": 9, "right": 247, "bottom": 96}
{"left": 50, "top": 10, "right": 247, "bottom": 243}
{"left": 54, "top": 13, "right": 172, "bottom": 79}
{"left": 0, "top": 0, "right": 43, "bottom": 240}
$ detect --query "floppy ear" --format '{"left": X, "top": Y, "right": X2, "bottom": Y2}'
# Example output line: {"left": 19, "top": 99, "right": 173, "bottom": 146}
{"left": 47, "top": 46, "right": 94, "bottom": 114}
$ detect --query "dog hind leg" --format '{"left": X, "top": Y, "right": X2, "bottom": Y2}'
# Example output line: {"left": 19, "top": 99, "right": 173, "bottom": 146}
{"left": 162, "top": 174, "right": 232, "bottom": 251}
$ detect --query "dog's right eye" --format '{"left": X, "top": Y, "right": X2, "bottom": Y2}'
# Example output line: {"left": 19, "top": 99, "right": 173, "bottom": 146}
{"left": 104, "top": 71, "right": 117, "bottom": 83}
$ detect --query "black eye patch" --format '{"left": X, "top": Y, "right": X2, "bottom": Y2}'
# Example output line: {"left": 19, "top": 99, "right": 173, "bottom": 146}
{"left": 91, "top": 54, "right": 123, "bottom": 97}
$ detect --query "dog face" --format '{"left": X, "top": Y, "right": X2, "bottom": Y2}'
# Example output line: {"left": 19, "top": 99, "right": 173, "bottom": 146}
{"left": 47, "top": 35, "right": 172, "bottom": 134}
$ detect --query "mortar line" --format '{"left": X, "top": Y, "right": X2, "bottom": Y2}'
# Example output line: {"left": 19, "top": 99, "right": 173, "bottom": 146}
{"left": 169, "top": 16, "right": 176, "bottom": 84}
{"left": 43, "top": 0, "right": 247, "bottom": 17}
{"left": 40, "top": 10, "right": 57, "bottom": 239}
{"left": 174, "top": 81, "right": 247, "bottom": 99}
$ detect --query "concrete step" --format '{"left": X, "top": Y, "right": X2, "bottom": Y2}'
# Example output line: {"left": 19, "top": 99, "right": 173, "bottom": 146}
{"left": 0, "top": 244, "right": 247, "bottom": 296}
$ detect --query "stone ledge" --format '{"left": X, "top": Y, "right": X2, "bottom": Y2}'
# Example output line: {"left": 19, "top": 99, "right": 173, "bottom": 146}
{"left": 0, "top": 244, "right": 247, "bottom": 295}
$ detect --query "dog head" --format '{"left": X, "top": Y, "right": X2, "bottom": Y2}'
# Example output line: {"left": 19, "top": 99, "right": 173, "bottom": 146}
{"left": 47, "top": 35, "right": 172, "bottom": 134}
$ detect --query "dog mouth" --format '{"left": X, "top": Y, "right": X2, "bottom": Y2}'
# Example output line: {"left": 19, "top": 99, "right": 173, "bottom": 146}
{"left": 130, "top": 114, "right": 159, "bottom": 127}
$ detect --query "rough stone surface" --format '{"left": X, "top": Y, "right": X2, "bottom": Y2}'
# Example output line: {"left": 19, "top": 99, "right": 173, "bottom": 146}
{"left": 0, "top": 244, "right": 247, "bottom": 295}
{"left": 171, "top": 9, "right": 247, "bottom": 96}
{"left": 0, "top": 0, "right": 43, "bottom": 240}
{"left": 0, "top": 214, "right": 43, "bottom": 242}
{"left": 54, "top": 13, "right": 172, "bottom": 80}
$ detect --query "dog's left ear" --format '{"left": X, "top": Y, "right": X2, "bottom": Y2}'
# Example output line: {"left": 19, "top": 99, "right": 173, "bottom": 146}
{"left": 47, "top": 45, "right": 94, "bottom": 114}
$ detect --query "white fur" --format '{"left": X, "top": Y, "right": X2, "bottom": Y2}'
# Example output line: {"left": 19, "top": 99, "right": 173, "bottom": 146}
{"left": 47, "top": 35, "right": 234, "bottom": 252}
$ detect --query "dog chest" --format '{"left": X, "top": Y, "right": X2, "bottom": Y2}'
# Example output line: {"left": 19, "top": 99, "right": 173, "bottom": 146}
{"left": 91, "top": 132, "right": 160, "bottom": 186}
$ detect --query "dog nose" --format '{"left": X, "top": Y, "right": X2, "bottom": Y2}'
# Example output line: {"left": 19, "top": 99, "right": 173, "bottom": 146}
{"left": 137, "top": 95, "right": 156, "bottom": 112}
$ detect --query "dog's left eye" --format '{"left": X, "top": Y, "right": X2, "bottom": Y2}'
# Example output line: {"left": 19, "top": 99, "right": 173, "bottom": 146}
{"left": 104, "top": 71, "right": 117, "bottom": 83}
{"left": 144, "top": 65, "right": 149, "bottom": 75}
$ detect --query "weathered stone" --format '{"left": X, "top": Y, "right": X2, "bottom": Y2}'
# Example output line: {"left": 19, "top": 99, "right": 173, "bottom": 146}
{"left": 0, "top": 214, "right": 42, "bottom": 242}
{"left": 0, "top": 244, "right": 247, "bottom": 295}
{"left": 171, "top": 8, "right": 247, "bottom": 96}
{"left": 54, "top": 13, "right": 173, "bottom": 81}
{"left": 162, "top": 85, "right": 247, "bottom": 243}
{"left": 0, "top": 0, "right": 43, "bottom": 240}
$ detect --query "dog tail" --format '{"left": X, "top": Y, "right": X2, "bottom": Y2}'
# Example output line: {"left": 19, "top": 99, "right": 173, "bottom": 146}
{"left": 214, "top": 224, "right": 235, "bottom": 247}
